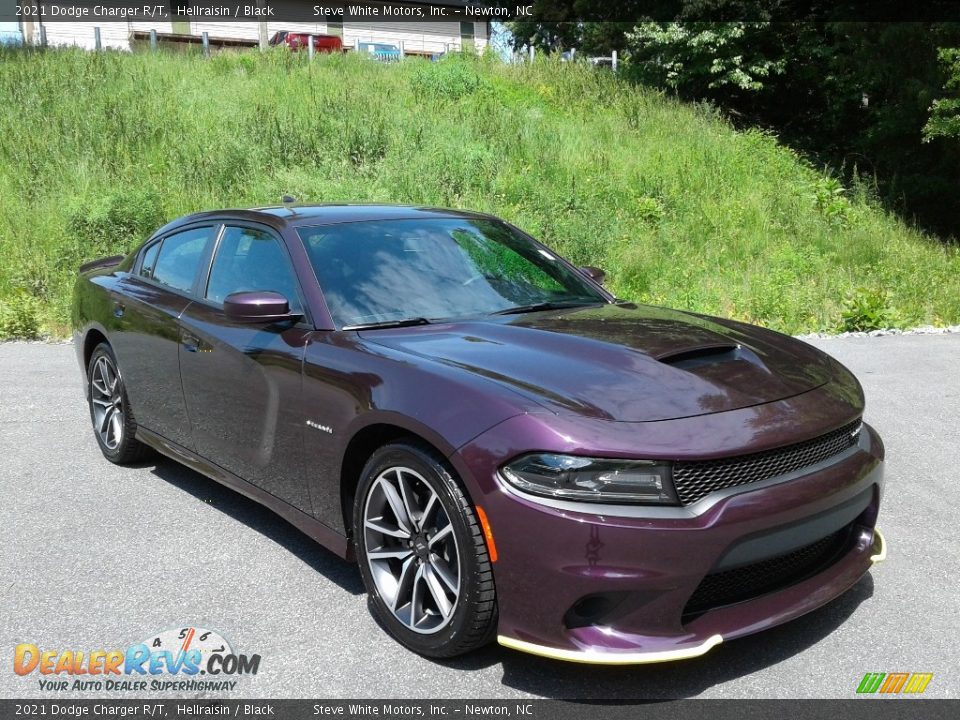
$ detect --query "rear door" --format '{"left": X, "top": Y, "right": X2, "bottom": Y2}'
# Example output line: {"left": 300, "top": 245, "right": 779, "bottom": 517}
{"left": 109, "top": 225, "right": 216, "bottom": 450}
{"left": 178, "top": 223, "right": 314, "bottom": 513}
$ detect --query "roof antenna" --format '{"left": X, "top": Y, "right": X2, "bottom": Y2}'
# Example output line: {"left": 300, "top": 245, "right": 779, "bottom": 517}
{"left": 281, "top": 194, "right": 298, "bottom": 214}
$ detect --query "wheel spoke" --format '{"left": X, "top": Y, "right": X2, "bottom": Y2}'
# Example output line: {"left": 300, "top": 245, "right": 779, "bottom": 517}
{"left": 410, "top": 564, "right": 425, "bottom": 626}
{"left": 92, "top": 397, "right": 112, "bottom": 407}
{"left": 99, "top": 406, "right": 114, "bottom": 435}
{"left": 420, "top": 493, "right": 439, "bottom": 528}
{"left": 379, "top": 477, "right": 413, "bottom": 535}
{"left": 424, "top": 565, "right": 454, "bottom": 618}
{"left": 396, "top": 470, "right": 422, "bottom": 532}
{"left": 109, "top": 410, "right": 122, "bottom": 444}
{"left": 429, "top": 556, "right": 458, "bottom": 593}
{"left": 364, "top": 518, "right": 410, "bottom": 539}
{"left": 428, "top": 523, "right": 453, "bottom": 548}
{"left": 392, "top": 556, "right": 417, "bottom": 611}
{"left": 368, "top": 546, "right": 414, "bottom": 561}
{"left": 97, "top": 359, "right": 111, "bottom": 391}
{"left": 92, "top": 362, "right": 110, "bottom": 396}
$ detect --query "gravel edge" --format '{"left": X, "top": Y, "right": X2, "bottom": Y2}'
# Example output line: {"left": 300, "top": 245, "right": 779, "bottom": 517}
{"left": 795, "top": 324, "right": 960, "bottom": 340}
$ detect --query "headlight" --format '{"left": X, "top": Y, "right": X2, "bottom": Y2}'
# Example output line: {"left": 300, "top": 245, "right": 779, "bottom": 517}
{"left": 501, "top": 454, "right": 679, "bottom": 505}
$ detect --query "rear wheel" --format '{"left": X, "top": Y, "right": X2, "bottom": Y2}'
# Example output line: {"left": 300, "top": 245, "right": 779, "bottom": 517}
{"left": 87, "top": 343, "right": 149, "bottom": 464}
{"left": 354, "top": 442, "right": 497, "bottom": 658}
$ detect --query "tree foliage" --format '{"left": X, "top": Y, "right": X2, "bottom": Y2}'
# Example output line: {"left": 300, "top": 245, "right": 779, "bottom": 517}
{"left": 924, "top": 48, "right": 960, "bottom": 141}
{"left": 624, "top": 21, "right": 960, "bottom": 237}
{"left": 625, "top": 22, "right": 785, "bottom": 92}
{"left": 505, "top": 0, "right": 645, "bottom": 54}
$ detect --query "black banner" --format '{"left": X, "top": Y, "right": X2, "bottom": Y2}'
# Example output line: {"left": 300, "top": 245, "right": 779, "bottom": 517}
{"left": 0, "top": 700, "right": 958, "bottom": 720}
{"left": 5, "top": 0, "right": 960, "bottom": 24}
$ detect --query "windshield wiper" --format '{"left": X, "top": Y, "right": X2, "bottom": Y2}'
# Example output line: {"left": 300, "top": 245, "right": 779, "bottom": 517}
{"left": 343, "top": 317, "right": 432, "bottom": 331}
{"left": 489, "top": 301, "right": 599, "bottom": 316}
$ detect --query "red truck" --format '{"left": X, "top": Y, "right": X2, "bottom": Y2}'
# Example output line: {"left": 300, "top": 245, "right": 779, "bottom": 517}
{"left": 268, "top": 31, "right": 343, "bottom": 53}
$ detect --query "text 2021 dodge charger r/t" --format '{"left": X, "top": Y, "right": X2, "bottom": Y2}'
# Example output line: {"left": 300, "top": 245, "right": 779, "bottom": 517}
{"left": 72, "top": 204, "right": 885, "bottom": 663}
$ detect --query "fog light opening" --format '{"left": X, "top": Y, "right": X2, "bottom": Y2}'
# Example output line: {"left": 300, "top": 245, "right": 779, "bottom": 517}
{"left": 563, "top": 592, "right": 630, "bottom": 630}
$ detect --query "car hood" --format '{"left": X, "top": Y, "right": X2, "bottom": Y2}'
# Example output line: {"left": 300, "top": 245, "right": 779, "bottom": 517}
{"left": 361, "top": 304, "right": 842, "bottom": 422}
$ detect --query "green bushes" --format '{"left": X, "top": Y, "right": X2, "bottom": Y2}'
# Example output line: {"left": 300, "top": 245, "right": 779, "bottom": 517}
{"left": 0, "top": 291, "right": 42, "bottom": 340}
{"left": 0, "top": 47, "right": 958, "bottom": 338}
{"left": 838, "top": 287, "right": 898, "bottom": 332}
{"left": 411, "top": 57, "right": 488, "bottom": 101}
{"left": 67, "top": 189, "right": 165, "bottom": 260}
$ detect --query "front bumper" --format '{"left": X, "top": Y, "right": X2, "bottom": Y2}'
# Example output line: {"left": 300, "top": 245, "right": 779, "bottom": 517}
{"left": 452, "top": 410, "right": 885, "bottom": 664}
{"left": 497, "top": 528, "right": 886, "bottom": 664}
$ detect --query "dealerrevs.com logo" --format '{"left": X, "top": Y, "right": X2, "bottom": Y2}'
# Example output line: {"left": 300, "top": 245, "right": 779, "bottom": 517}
{"left": 13, "top": 626, "right": 260, "bottom": 692}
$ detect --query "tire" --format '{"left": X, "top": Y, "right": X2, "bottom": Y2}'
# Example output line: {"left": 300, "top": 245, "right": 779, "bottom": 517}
{"left": 353, "top": 441, "right": 498, "bottom": 658}
{"left": 86, "top": 342, "right": 150, "bottom": 464}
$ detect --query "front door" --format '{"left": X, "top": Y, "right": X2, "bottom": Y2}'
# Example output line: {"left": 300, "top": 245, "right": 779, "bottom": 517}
{"left": 178, "top": 224, "right": 313, "bottom": 513}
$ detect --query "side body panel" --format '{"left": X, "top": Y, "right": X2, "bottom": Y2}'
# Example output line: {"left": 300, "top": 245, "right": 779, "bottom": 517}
{"left": 178, "top": 303, "right": 313, "bottom": 514}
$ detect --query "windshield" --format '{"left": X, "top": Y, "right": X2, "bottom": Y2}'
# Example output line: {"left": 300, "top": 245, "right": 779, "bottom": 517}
{"left": 297, "top": 218, "right": 606, "bottom": 328}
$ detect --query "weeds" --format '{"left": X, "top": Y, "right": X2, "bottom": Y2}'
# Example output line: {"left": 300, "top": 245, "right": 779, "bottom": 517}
{"left": 0, "top": 48, "right": 958, "bottom": 338}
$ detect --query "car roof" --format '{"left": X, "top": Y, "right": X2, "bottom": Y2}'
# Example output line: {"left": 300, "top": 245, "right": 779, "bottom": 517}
{"left": 157, "top": 204, "right": 497, "bottom": 235}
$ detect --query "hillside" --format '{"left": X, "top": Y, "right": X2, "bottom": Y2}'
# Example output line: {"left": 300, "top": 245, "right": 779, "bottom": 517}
{"left": 1, "top": 47, "right": 958, "bottom": 338}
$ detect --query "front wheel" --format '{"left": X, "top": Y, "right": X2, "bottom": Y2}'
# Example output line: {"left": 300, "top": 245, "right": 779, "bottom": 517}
{"left": 354, "top": 442, "right": 497, "bottom": 658}
{"left": 87, "top": 343, "right": 150, "bottom": 464}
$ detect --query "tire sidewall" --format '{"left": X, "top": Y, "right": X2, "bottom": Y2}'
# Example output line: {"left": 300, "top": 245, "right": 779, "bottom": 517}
{"left": 353, "top": 443, "right": 488, "bottom": 657}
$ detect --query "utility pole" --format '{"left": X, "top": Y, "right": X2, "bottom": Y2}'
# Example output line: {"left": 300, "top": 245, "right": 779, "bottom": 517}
{"left": 257, "top": 0, "right": 268, "bottom": 51}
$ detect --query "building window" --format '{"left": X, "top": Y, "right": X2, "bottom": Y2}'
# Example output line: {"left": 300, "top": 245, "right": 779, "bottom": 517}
{"left": 172, "top": 2, "right": 191, "bottom": 34}
{"left": 460, "top": 21, "right": 475, "bottom": 50}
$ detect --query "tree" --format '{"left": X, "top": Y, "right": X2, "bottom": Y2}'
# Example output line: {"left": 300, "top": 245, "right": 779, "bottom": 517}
{"left": 924, "top": 48, "right": 960, "bottom": 141}
{"left": 624, "top": 22, "right": 785, "bottom": 94}
{"left": 505, "top": 1, "right": 649, "bottom": 54}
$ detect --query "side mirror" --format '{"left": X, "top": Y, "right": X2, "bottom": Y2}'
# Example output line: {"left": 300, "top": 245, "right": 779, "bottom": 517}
{"left": 223, "top": 291, "right": 299, "bottom": 323}
{"left": 579, "top": 266, "right": 606, "bottom": 284}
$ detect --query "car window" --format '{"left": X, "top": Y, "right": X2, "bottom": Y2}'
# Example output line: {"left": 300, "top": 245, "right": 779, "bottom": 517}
{"left": 139, "top": 242, "right": 160, "bottom": 279}
{"left": 205, "top": 226, "right": 302, "bottom": 311}
{"left": 297, "top": 218, "right": 603, "bottom": 327}
{"left": 151, "top": 228, "right": 211, "bottom": 293}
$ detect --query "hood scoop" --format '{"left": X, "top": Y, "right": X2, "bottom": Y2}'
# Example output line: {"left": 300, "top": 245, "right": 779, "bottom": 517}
{"left": 655, "top": 343, "right": 746, "bottom": 371}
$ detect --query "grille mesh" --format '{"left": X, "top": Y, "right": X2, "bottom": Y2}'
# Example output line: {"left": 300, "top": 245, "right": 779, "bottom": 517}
{"left": 683, "top": 529, "right": 849, "bottom": 617}
{"left": 672, "top": 419, "right": 862, "bottom": 505}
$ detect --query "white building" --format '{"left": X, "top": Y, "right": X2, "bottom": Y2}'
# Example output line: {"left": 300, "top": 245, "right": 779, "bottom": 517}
{"left": 11, "top": 2, "right": 490, "bottom": 57}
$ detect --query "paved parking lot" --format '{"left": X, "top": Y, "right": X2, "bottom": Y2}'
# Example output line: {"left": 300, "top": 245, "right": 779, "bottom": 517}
{"left": 1, "top": 336, "right": 958, "bottom": 699}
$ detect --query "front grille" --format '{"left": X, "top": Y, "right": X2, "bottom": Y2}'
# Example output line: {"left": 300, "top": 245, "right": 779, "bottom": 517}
{"left": 672, "top": 419, "right": 862, "bottom": 505}
{"left": 683, "top": 528, "right": 851, "bottom": 618}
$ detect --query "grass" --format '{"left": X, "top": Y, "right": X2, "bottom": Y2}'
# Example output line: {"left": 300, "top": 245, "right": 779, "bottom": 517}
{"left": 1, "top": 46, "right": 958, "bottom": 338}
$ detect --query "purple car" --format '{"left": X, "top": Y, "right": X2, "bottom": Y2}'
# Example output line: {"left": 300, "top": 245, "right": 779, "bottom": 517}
{"left": 72, "top": 205, "right": 885, "bottom": 663}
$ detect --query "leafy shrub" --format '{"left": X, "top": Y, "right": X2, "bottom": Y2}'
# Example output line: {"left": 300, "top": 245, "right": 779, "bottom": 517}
{"left": 635, "top": 196, "right": 665, "bottom": 224}
{"left": 838, "top": 287, "right": 896, "bottom": 332}
{"left": 410, "top": 59, "right": 487, "bottom": 101}
{"left": 0, "top": 291, "right": 42, "bottom": 339}
{"left": 343, "top": 117, "right": 389, "bottom": 166}
{"left": 809, "top": 177, "right": 852, "bottom": 226}
{"left": 66, "top": 189, "right": 164, "bottom": 259}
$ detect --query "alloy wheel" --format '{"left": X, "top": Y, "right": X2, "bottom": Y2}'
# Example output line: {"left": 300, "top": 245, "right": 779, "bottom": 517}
{"left": 90, "top": 354, "right": 124, "bottom": 451}
{"left": 363, "top": 466, "right": 461, "bottom": 634}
